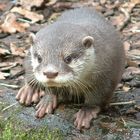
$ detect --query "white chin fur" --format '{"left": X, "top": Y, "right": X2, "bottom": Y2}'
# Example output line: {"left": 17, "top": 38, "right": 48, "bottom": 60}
{"left": 34, "top": 72, "right": 74, "bottom": 86}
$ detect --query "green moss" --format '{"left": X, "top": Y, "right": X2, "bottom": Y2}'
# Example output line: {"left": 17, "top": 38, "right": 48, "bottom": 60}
{"left": 0, "top": 120, "right": 63, "bottom": 140}
{"left": 0, "top": 102, "right": 9, "bottom": 111}
{"left": 0, "top": 101, "right": 63, "bottom": 140}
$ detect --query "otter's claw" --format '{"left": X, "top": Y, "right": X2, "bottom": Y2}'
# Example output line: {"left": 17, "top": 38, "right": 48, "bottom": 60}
{"left": 16, "top": 85, "right": 45, "bottom": 106}
{"left": 74, "top": 106, "right": 100, "bottom": 130}
{"left": 35, "top": 94, "right": 57, "bottom": 118}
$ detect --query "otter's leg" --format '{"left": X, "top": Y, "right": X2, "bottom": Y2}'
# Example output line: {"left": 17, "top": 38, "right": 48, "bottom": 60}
{"left": 16, "top": 84, "right": 45, "bottom": 106}
{"left": 35, "top": 94, "right": 57, "bottom": 118}
{"left": 74, "top": 106, "right": 100, "bottom": 130}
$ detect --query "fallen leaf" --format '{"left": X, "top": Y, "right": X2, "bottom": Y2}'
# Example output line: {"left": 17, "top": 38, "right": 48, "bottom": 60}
{"left": 11, "top": 7, "right": 44, "bottom": 23}
{"left": 10, "top": 65, "right": 24, "bottom": 78}
{"left": 131, "top": 0, "right": 140, "bottom": 4}
{"left": 0, "top": 3, "right": 6, "bottom": 11}
{"left": 126, "top": 108, "right": 138, "bottom": 114}
{"left": 122, "top": 85, "right": 131, "bottom": 92}
{"left": 46, "top": 0, "right": 58, "bottom": 6}
{"left": 10, "top": 43, "right": 25, "bottom": 57}
{"left": 0, "top": 72, "right": 5, "bottom": 79}
{"left": 126, "top": 67, "right": 140, "bottom": 75}
{"left": 0, "top": 62, "right": 17, "bottom": 71}
{"left": 111, "top": 14, "right": 124, "bottom": 26}
{"left": 1, "top": 13, "right": 30, "bottom": 33}
{"left": 100, "top": 0, "right": 107, "bottom": 5}
{"left": 0, "top": 47, "right": 10, "bottom": 55}
{"left": 19, "top": 0, "right": 44, "bottom": 10}
{"left": 0, "top": 72, "right": 10, "bottom": 79}
{"left": 0, "top": 62, "right": 17, "bottom": 68}
{"left": 127, "top": 59, "right": 139, "bottom": 67}
{"left": 129, "top": 49, "right": 140, "bottom": 56}
{"left": 122, "top": 68, "right": 134, "bottom": 82}
{"left": 123, "top": 41, "right": 131, "bottom": 52}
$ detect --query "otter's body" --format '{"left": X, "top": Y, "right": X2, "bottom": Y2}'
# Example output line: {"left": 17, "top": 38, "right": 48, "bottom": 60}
{"left": 16, "top": 7, "right": 125, "bottom": 129}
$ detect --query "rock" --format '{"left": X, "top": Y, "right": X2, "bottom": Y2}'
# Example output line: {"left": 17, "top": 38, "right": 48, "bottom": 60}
{"left": 0, "top": 87, "right": 140, "bottom": 139}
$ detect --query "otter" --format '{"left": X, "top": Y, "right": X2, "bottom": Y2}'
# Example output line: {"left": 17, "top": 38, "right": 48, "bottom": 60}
{"left": 16, "top": 7, "right": 125, "bottom": 130}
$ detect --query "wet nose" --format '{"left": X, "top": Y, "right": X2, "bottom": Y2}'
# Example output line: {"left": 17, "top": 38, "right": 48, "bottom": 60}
{"left": 43, "top": 71, "right": 58, "bottom": 78}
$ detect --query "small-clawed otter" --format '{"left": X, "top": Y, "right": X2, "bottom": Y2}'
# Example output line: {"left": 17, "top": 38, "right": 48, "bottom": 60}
{"left": 16, "top": 7, "right": 125, "bottom": 130}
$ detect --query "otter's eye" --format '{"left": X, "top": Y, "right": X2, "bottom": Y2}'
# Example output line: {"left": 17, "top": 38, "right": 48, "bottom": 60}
{"left": 64, "top": 53, "right": 80, "bottom": 64}
{"left": 37, "top": 55, "right": 42, "bottom": 63}
{"left": 64, "top": 55, "right": 72, "bottom": 64}
{"left": 34, "top": 53, "right": 42, "bottom": 63}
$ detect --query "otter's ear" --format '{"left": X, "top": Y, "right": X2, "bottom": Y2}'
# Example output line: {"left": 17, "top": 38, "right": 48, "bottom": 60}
{"left": 29, "top": 33, "right": 36, "bottom": 45}
{"left": 82, "top": 36, "right": 94, "bottom": 48}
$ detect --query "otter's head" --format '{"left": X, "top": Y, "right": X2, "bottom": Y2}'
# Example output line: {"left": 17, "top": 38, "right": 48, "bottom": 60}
{"left": 29, "top": 23, "right": 95, "bottom": 87}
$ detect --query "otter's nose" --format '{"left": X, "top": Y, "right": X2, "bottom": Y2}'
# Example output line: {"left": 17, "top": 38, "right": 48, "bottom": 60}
{"left": 43, "top": 71, "right": 58, "bottom": 79}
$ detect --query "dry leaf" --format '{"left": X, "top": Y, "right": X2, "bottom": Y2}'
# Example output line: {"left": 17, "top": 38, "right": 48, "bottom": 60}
{"left": 122, "top": 85, "right": 131, "bottom": 92}
{"left": 100, "top": 0, "right": 107, "bottom": 5}
{"left": 126, "top": 67, "right": 140, "bottom": 75}
{"left": 0, "top": 62, "right": 17, "bottom": 71}
{"left": 10, "top": 43, "right": 25, "bottom": 57}
{"left": 0, "top": 72, "right": 10, "bottom": 79}
{"left": 131, "top": 0, "right": 140, "bottom": 4}
{"left": 10, "top": 65, "right": 24, "bottom": 77}
{"left": 19, "top": 0, "right": 44, "bottom": 10}
{"left": 0, "top": 72, "right": 5, "bottom": 79}
{"left": 1, "top": 13, "right": 30, "bottom": 33}
{"left": 0, "top": 62, "right": 17, "bottom": 68}
{"left": 127, "top": 59, "right": 139, "bottom": 67}
{"left": 129, "top": 49, "right": 140, "bottom": 56}
{"left": 46, "top": 0, "right": 57, "bottom": 6}
{"left": 0, "top": 47, "right": 10, "bottom": 55}
{"left": 11, "top": 7, "right": 44, "bottom": 23}
{"left": 111, "top": 14, "right": 124, "bottom": 26}
{"left": 123, "top": 41, "right": 131, "bottom": 52}
{"left": 0, "top": 3, "right": 6, "bottom": 10}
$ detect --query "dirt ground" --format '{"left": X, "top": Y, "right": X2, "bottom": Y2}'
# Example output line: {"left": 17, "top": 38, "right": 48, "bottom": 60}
{"left": 0, "top": 0, "right": 140, "bottom": 140}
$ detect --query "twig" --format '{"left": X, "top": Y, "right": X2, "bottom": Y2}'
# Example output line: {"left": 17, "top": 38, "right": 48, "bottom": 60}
{"left": 118, "top": 8, "right": 130, "bottom": 31}
{"left": 9, "top": 69, "right": 25, "bottom": 79}
{"left": 0, "top": 83, "right": 20, "bottom": 89}
{"left": 118, "top": 2, "right": 137, "bottom": 31}
{"left": 2, "top": 102, "right": 18, "bottom": 112}
{"left": 0, "top": 62, "right": 17, "bottom": 71}
{"left": 131, "top": 29, "right": 140, "bottom": 33}
{"left": 17, "top": 18, "right": 32, "bottom": 24}
{"left": 121, "top": 117, "right": 127, "bottom": 127}
{"left": 109, "top": 100, "right": 136, "bottom": 106}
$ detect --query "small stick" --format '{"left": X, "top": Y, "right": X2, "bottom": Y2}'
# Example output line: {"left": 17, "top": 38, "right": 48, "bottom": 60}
{"left": 2, "top": 102, "right": 18, "bottom": 112}
{"left": 118, "top": 8, "right": 130, "bottom": 31}
{"left": 109, "top": 100, "right": 136, "bottom": 106}
{"left": 118, "top": 2, "right": 137, "bottom": 31}
{"left": 17, "top": 18, "right": 32, "bottom": 24}
{"left": 0, "top": 83, "right": 20, "bottom": 89}
{"left": 0, "top": 63, "right": 17, "bottom": 71}
{"left": 121, "top": 117, "right": 127, "bottom": 127}
{"left": 131, "top": 29, "right": 140, "bottom": 33}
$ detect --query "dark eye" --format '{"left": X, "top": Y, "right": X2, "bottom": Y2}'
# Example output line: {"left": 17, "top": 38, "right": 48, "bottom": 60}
{"left": 34, "top": 53, "right": 42, "bottom": 63}
{"left": 64, "top": 53, "right": 79, "bottom": 64}
{"left": 37, "top": 55, "right": 42, "bottom": 63}
{"left": 64, "top": 55, "right": 72, "bottom": 64}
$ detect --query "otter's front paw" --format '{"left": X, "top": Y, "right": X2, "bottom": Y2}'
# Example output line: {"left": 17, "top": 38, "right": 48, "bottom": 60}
{"left": 16, "top": 85, "right": 45, "bottom": 106}
{"left": 35, "top": 94, "right": 57, "bottom": 118}
{"left": 74, "top": 106, "right": 100, "bottom": 130}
